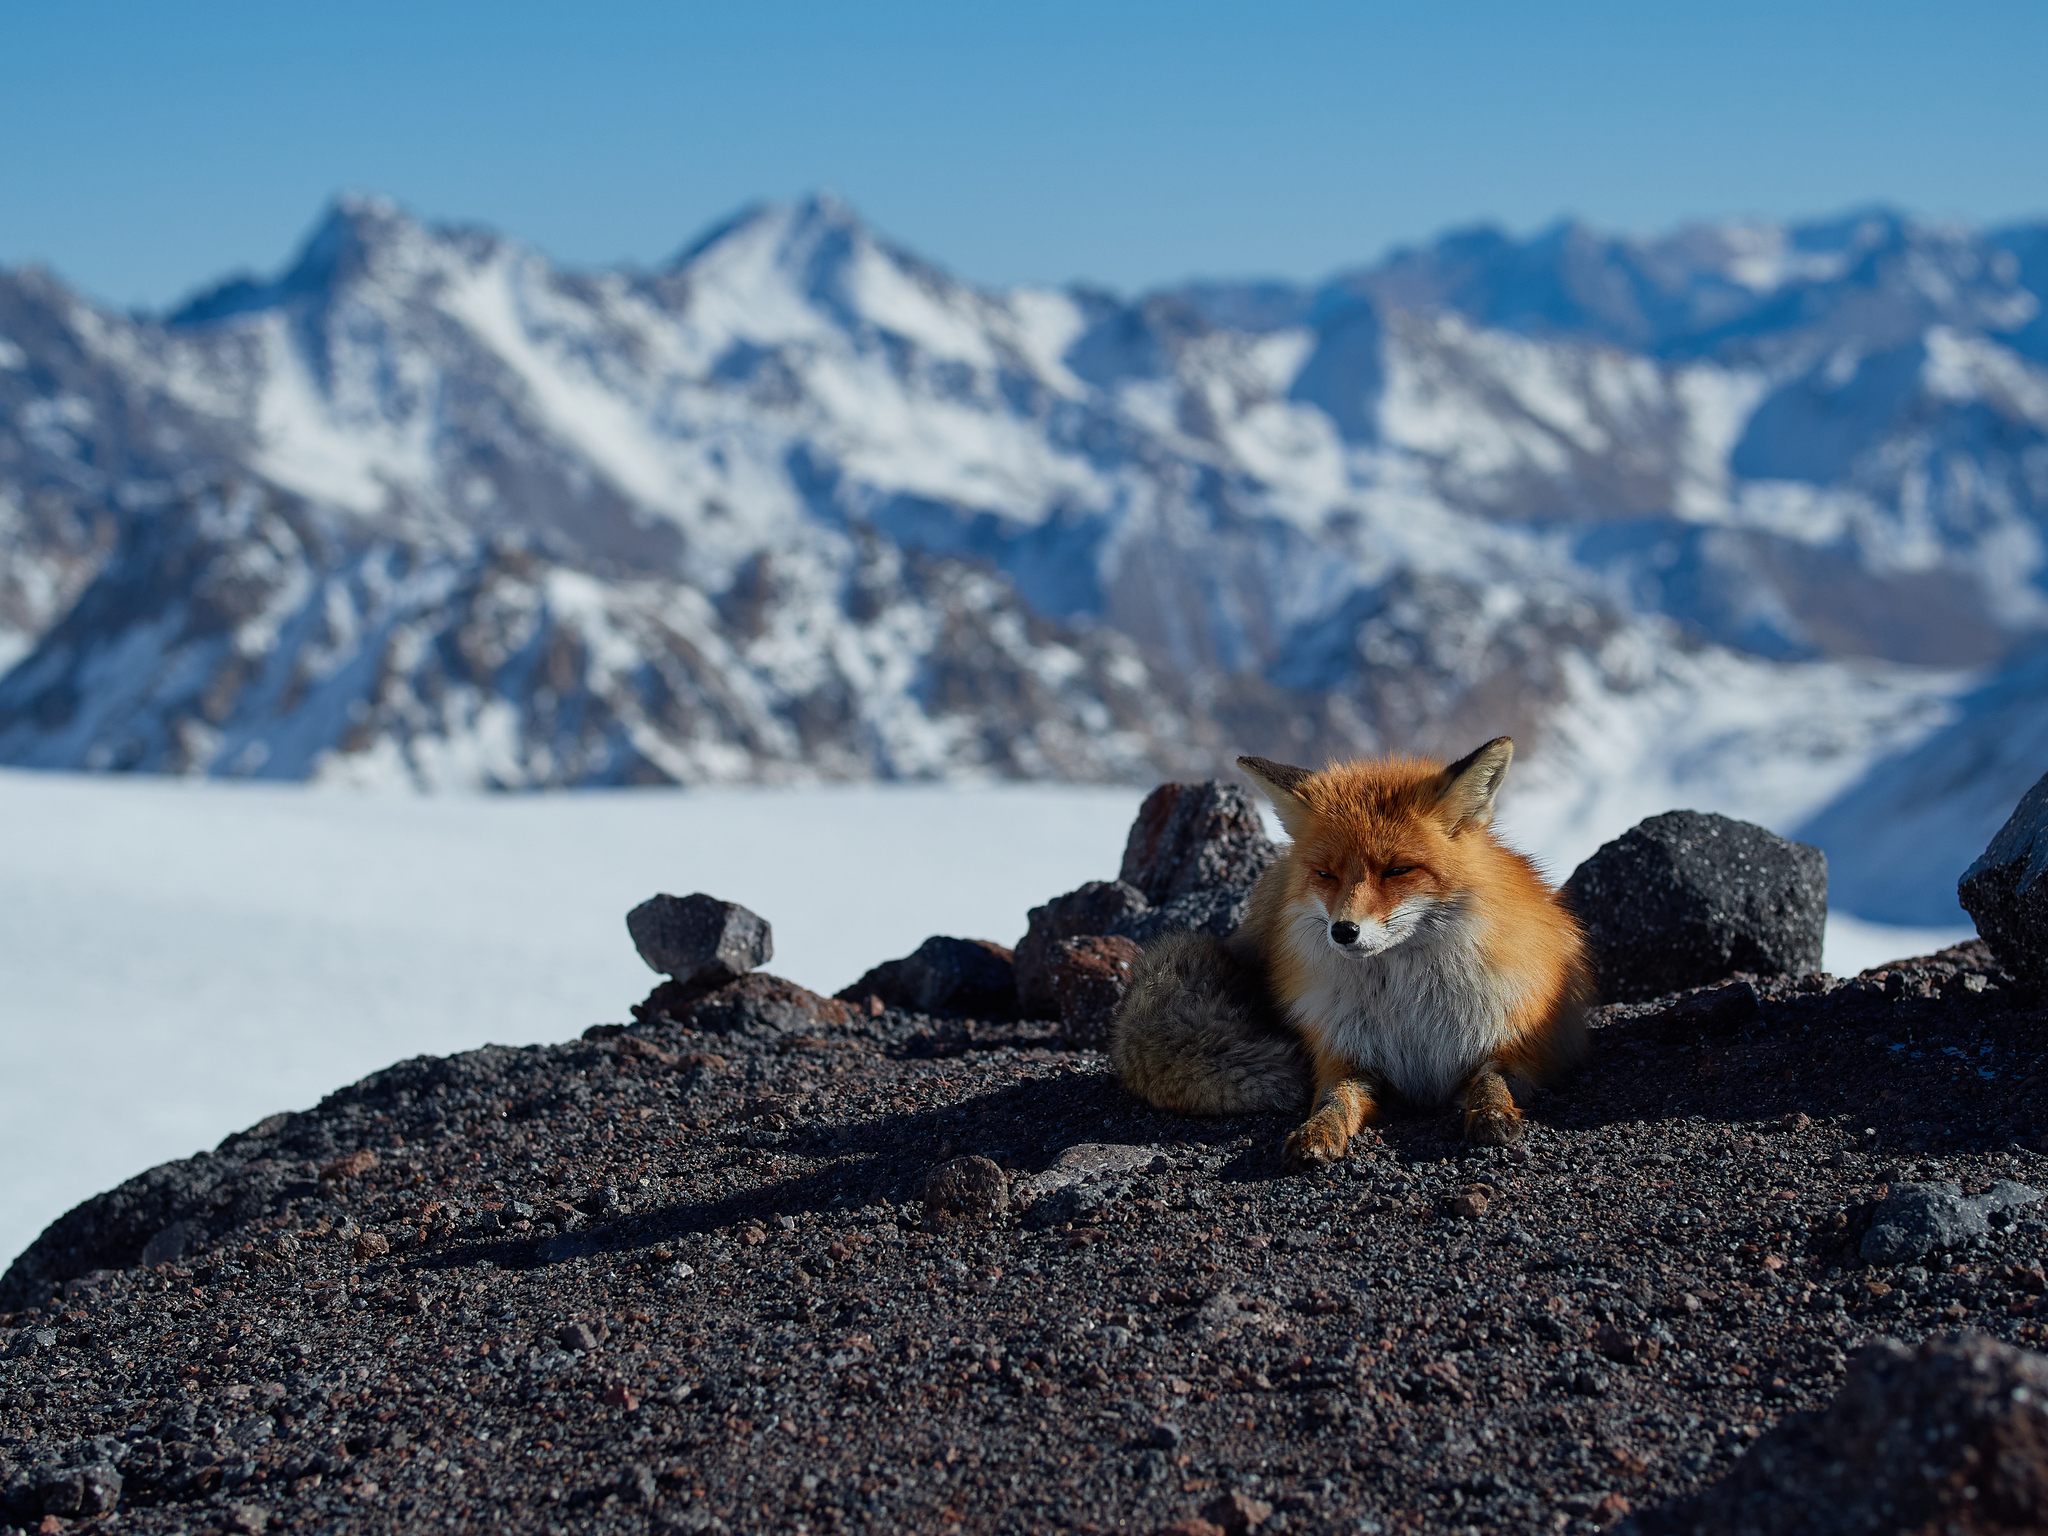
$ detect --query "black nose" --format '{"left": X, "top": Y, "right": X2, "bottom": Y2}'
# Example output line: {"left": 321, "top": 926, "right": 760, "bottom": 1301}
{"left": 1330, "top": 921, "right": 1360, "bottom": 946}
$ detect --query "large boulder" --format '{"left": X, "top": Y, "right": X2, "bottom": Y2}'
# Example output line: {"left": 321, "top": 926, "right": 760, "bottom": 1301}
{"left": 1625, "top": 1333, "right": 2048, "bottom": 1535}
{"left": 626, "top": 894, "right": 773, "bottom": 987}
{"left": 1118, "top": 781, "right": 1276, "bottom": 904}
{"left": 1563, "top": 811, "right": 1827, "bottom": 1003}
{"left": 1960, "top": 769, "right": 2048, "bottom": 986}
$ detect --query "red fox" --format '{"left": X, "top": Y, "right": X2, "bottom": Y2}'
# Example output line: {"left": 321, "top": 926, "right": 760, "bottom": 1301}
{"left": 1110, "top": 738, "right": 1593, "bottom": 1166}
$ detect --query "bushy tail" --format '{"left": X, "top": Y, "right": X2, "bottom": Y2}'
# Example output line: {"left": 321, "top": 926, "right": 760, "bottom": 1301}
{"left": 1110, "top": 932, "right": 1309, "bottom": 1116}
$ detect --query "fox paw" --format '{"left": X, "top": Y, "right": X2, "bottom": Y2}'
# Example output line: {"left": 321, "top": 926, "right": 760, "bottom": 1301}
{"left": 1283, "top": 1120, "right": 1349, "bottom": 1172}
{"left": 1463, "top": 1107, "right": 1525, "bottom": 1147}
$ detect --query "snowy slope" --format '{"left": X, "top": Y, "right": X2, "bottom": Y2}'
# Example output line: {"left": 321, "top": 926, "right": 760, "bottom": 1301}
{"left": 0, "top": 195, "right": 2045, "bottom": 914}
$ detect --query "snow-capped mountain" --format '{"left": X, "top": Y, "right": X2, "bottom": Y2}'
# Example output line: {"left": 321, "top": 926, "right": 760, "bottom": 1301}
{"left": 1, "top": 194, "right": 2045, "bottom": 921}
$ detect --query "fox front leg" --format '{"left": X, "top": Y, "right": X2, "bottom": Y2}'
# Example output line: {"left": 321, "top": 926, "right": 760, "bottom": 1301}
{"left": 1460, "top": 1062, "right": 1525, "bottom": 1146}
{"left": 1283, "top": 1056, "right": 1380, "bottom": 1171}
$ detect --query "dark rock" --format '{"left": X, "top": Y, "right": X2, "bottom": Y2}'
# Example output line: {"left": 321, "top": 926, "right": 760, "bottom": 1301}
{"left": 641, "top": 972, "right": 853, "bottom": 1039}
{"left": 1860, "top": 1180, "right": 2045, "bottom": 1265}
{"left": 834, "top": 957, "right": 911, "bottom": 1012}
{"left": 834, "top": 938, "right": 1015, "bottom": 1017}
{"left": 557, "top": 1322, "right": 600, "bottom": 1353}
{"left": 1110, "top": 885, "right": 1257, "bottom": 946}
{"left": 38, "top": 1463, "right": 122, "bottom": 1516}
{"left": 1013, "top": 881, "right": 1150, "bottom": 1018}
{"left": 921, "top": 1156, "right": 1009, "bottom": 1229}
{"left": 1119, "top": 781, "right": 1276, "bottom": 905}
{"left": 139, "top": 1219, "right": 198, "bottom": 1268}
{"left": 1201, "top": 1491, "right": 1273, "bottom": 1534}
{"left": 626, "top": 894, "right": 773, "bottom": 987}
{"left": 1145, "top": 1421, "right": 1184, "bottom": 1449}
{"left": 1960, "top": 770, "right": 2048, "bottom": 986}
{"left": 903, "top": 936, "right": 1017, "bottom": 1016}
{"left": 1563, "top": 811, "right": 1827, "bottom": 1002}
{"left": 1627, "top": 1333, "right": 2048, "bottom": 1535}
{"left": 1050, "top": 935, "right": 1142, "bottom": 1048}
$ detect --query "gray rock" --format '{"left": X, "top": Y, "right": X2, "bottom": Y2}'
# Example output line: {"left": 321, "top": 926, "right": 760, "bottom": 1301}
{"left": 1563, "top": 810, "right": 1827, "bottom": 1002}
{"left": 1013, "top": 881, "right": 1150, "bottom": 1018}
{"left": 626, "top": 894, "right": 773, "bottom": 986}
{"left": 1119, "top": 780, "right": 1277, "bottom": 904}
{"left": 1860, "top": 1180, "right": 2045, "bottom": 1264}
{"left": 1959, "top": 769, "right": 2048, "bottom": 986}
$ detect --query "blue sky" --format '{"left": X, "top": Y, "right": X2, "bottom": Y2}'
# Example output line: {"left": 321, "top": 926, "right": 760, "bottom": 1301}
{"left": 2, "top": 0, "right": 2043, "bottom": 309}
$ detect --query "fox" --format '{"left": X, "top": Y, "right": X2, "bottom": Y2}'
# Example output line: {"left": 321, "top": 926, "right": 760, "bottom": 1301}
{"left": 1111, "top": 737, "right": 1593, "bottom": 1167}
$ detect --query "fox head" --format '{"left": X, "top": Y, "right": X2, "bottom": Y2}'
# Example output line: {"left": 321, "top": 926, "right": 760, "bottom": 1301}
{"left": 1238, "top": 738, "right": 1514, "bottom": 958}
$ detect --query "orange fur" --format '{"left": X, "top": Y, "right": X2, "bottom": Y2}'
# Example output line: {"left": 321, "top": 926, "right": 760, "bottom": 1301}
{"left": 1237, "top": 739, "right": 1593, "bottom": 1163}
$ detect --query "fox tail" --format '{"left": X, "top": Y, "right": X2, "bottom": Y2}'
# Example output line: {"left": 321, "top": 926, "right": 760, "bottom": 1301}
{"left": 1110, "top": 931, "right": 1309, "bottom": 1116}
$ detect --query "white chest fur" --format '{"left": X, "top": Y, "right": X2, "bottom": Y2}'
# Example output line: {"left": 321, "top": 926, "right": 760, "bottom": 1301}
{"left": 1278, "top": 903, "right": 1519, "bottom": 1105}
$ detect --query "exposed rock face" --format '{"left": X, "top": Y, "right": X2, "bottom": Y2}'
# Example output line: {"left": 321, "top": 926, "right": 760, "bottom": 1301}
{"left": 1048, "top": 935, "right": 1143, "bottom": 1049}
{"left": 1961, "top": 770, "right": 2048, "bottom": 986}
{"left": 1564, "top": 810, "right": 1828, "bottom": 1002}
{"left": 626, "top": 894, "right": 773, "bottom": 986}
{"left": 1628, "top": 1333, "right": 2048, "bottom": 1536}
{"left": 1118, "top": 782, "right": 1276, "bottom": 905}
{"left": 1014, "top": 881, "right": 1150, "bottom": 1018}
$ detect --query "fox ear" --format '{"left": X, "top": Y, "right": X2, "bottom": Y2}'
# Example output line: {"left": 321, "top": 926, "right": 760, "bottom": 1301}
{"left": 1435, "top": 737, "right": 1513, "bottom": 831}
{"left": 1237, "top": 755, "right": 1315, "bottom": 836}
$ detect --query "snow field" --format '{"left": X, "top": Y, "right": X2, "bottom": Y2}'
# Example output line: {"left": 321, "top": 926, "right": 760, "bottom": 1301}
{"left": 0, "top": 770, "right": 1968, "bottom": 1267}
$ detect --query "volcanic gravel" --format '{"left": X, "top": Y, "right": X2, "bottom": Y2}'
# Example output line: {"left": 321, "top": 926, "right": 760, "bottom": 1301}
{"left": 4, "top": 943, "right": 2047, "bottom": 1535}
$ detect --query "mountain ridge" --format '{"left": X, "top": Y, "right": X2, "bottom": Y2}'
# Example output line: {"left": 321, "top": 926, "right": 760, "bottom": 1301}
{"left": 3, "top": 193, "right": 2046, "bottom": 921}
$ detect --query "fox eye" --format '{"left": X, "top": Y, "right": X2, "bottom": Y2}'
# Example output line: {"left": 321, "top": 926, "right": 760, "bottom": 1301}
{"left": 1384, "top": 864, "right": 1417, "bottom": 879}
{"left": 1311, "top": 868, "right": 1338, "bottom": 882}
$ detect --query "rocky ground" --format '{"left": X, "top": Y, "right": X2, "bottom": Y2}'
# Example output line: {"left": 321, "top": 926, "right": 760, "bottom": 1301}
{"left": 2, "top": 940, "right": 2045, "bottom": 1535}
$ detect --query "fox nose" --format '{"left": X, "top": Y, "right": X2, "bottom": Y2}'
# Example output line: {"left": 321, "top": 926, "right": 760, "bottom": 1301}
{"left": 1329, "top": 921, "right": 1360, "bottom": 947}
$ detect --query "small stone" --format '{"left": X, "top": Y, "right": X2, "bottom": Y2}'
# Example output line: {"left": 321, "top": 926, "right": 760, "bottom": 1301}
{"left": 320, "top": 1150, "right": 379, "bottom": 1181}
{"left": 1049, "top": 934, "right": 1143, "bottom": 1048}
{"left": 1960, "top": 770, "right": 2048, "bottom": 984}
{"left": 1200, "top": 1491, "right": 1274, "bottom": 1534}
{"left": 922, "top": 1155, "right": 1009, "bottom": 1229}
{"left": 1593, "top": 1324, "right": 1658, "bottom": 1365}
{"left": 353, "top": 1231, "right": 389, "bottom": 1260}
{"left": 739, "top": 1225, "right": 767, "bottom": 1246}
{"left": 1450, "top": 1191, "right": 1490, "bottom": 1219}
{"left": 1563, "top": 810, "right": 1827, "bottom": 1001}
{"left": 227, "top": 1503, "right": 269, "bottom": 1534}
{"left": 1156, "top": 1522, "right": 1227, "bottom": 1536}
{"left": 620, "top": 1462, "right": 658, "bottom": 1506}
{"left": 1146, "top": 1420, "right": 1184, "bottom": 1449}
{"left": 1779, "top": 1112, "right": 1813, "bottom": 1132}
{"left": 603, "top": 1381, "right": 640, "bottom": 1411}
{"left": 626, "top": 893, "right": 773, "bottom": 986}
{"left": 1593, "top": 1493, "right": 1631, "bottom": 1525}
{"left": 558, "top": 1322, "right": 601, "bottom": 1353}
